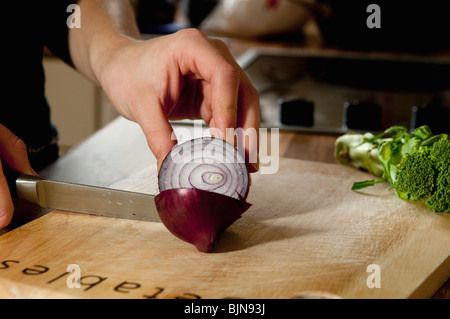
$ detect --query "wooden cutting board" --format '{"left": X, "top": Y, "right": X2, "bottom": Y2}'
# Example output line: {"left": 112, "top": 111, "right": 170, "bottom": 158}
{"left": 0, "top": 158, "right": 449, "bottom": 299}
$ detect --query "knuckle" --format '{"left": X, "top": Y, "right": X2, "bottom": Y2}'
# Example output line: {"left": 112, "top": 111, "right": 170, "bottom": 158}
{"left": 177, "top": 28, "right": 206, "bottom": 41}
{"left": 219, "top": 62, "right": 240, "bottom": 81}
{"left": 209, "top": 38, "right": 228, "bottom": 51}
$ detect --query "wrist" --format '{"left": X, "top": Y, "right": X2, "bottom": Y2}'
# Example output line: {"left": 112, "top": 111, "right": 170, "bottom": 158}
{"left": 68, "top": 0, "right": 142, "bottom": 85}
{"left": 90, "top": 34, "right": 141, "bottom": 85}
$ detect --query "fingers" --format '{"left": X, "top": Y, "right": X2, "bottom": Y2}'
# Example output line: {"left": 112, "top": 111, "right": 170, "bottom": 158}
{"left": 206, "top": 39, "right": 241, "bottom": 140}
{"left": 209, "top": 61, "right": 241, "bottom": 140}
{"left": 178, "top": 31, "right": 261, "bottom": 170}
{"left": 135, "top": 96, "right": 177, "bottom": 171}
{"left": 237, "top": 76, "right": 261, "bottom": 173}
{"left": 0, "top": 161, "right": 14, "bottom": 229}
{"left": 178, "top": 32, "right": 241, "bottom": 142}
{"left": 0, "top": 124, "right": 36, "bottom": 176}
{"left": 207, "top": 39, "right": 261, "bottom": 172}
{"left": 0, "top": 124, "right": 36, "bottom": 229}
{"left": 0, "top": 160, "right": 14, "bottom": 229}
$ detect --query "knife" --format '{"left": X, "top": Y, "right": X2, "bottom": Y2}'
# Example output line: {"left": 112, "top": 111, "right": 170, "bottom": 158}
{"left": 5, "top": 168, "right": 161, "bottom": 223}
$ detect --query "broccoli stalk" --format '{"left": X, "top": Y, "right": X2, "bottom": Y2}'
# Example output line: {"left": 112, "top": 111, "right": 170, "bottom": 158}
{"left": 335, "top": 125, "right": 450, "bottom": 213}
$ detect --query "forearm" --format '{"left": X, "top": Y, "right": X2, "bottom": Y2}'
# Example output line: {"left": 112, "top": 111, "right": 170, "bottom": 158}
{"left": 68, "top": 0, "right": 142, "bottom": 84}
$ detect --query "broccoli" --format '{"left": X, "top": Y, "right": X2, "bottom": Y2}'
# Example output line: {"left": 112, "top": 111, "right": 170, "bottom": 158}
{"left": 335, "top": 125, "right": 449, "bottom": 213}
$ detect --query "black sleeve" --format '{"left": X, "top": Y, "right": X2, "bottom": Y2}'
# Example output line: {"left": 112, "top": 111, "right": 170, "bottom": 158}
{"left": 41, "top": 0, "right": 79, "bottom": 66}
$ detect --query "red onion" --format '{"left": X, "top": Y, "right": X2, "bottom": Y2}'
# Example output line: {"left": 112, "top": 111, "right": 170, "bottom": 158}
{"left": 155, "top": 137, "right": 251, "bottom": 252}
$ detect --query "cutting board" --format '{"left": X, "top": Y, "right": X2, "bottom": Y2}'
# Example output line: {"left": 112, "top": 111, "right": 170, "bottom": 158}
{"left": 0, "top": 158, "right": 449, "bottom": 299}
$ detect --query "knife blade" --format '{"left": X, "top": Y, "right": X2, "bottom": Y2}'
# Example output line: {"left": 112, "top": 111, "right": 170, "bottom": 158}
{"left": 8, "top": 173, "right": 161, "bottom": 223}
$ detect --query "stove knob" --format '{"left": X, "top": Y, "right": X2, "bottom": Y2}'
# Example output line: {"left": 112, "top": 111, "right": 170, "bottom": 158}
{"left": 279, "top": 98, "right": 314, "bottom": 127}
{"left": 343, "top": 101, "right": 382, "bottom": 131}
{"left": 410, "top": 98, "right": 449, "bottom": 133}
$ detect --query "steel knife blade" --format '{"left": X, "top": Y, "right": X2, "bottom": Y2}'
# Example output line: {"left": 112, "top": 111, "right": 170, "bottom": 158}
{"left": 11, "top": 174, "right": 161, "bottom": 223}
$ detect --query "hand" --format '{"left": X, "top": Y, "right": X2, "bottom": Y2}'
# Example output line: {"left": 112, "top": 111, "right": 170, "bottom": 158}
{"left": 0, "top": 124, "right": 37, "bottom": 229}
{"left": 96, "top": 29, "right": 260, "bottom": 171}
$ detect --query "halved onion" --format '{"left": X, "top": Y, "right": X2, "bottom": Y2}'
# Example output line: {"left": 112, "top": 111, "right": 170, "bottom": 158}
{"left": 155, "top": 137, "right": 251, "bottom": 252}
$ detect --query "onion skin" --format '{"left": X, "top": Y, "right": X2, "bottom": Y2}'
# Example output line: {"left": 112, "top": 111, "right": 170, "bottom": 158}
{"left": 155, "top": 188, "right": 251, "bottom": 252}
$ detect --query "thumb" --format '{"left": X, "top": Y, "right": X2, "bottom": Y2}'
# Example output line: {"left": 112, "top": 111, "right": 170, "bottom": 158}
{"left": 0, "top": 124, "right": 36, "bottom": 176}
{"left": 0, "top": 124, "right": 36, "bottom": 229}
{"left": 0, "top": 161, "right": 15, "bottom": 229}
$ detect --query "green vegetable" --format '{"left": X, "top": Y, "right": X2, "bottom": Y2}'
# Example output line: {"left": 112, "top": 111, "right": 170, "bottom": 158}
{"left": 334, "top": 125, "right": 449, "bottom": 213}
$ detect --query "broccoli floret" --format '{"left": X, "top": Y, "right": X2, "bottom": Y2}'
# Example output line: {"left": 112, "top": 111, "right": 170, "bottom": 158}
{"left": 335, "top": 125, "right": 450, "bottom": 213}
{"left": 394, "top": 139, "right": 450, "bottom": 213}
{"left": 394, "top": 147, "right": 436, "bottom": 201}
{"left": 424, "top": 139, "right": 450, "bottom": 212}
{"left": 427, "top": 173, "right": 450, "bottom": 213}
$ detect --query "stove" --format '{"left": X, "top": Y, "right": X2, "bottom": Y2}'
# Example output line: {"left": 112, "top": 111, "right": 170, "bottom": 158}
{"left": 237, "top": 48, "right": 450, "bottom": 135}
